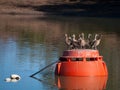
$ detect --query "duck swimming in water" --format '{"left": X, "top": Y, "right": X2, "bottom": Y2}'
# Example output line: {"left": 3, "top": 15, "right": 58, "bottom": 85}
{"left": 5, "top": 74, "right": 21, "bottom": 82}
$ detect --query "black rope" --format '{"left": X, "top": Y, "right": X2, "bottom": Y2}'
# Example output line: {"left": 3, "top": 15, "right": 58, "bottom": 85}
{"left": 30, "top": 60, "right": 58, "bottom": 77}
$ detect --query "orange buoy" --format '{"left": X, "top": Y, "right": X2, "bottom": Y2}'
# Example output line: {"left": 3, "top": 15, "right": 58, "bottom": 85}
{"left": 55, "top": 49, "right": 108, "bottom": 76}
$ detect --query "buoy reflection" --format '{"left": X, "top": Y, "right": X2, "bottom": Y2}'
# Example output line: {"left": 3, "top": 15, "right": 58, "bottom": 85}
{"left": 55, "top": 76, "right": 108, "bottom": 90}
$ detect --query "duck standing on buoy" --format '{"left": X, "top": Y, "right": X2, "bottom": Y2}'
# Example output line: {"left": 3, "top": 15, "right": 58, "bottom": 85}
{"left": 65, "top": 33, "right": 102, "bottom": 50}
{"left": 55, "top": 33, "right": 108, "bottom": 76}
{"left": 5, "top": 74, "right": 21, "bottom": 82}
{"left": 91, "top": 34, "right": 102, "bottom": 49}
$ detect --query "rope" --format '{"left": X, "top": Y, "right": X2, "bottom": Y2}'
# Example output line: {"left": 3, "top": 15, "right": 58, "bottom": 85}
{"left": 30, "top": 60, "right": 58, "bottom": 77}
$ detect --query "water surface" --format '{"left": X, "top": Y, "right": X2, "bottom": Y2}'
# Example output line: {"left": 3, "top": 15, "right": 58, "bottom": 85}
{"left": 0, "top": 15, "right": 120, "bottom": 90}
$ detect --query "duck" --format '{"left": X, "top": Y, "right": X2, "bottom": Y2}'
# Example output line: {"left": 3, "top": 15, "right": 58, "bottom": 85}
{"left": 5, "top": 74, "right": 21, "bottom": 82}
{"left": 90, "top": 34, "right": 97, "bottom": 49}
{"left": 71, "top": 34, "right": 79, "bottom": 49}
{"left": 91, "top": 34, "right": 102, "bottom": 49}
{"left": 78, "top": 33, "right": 86, "bottom": 49}
{"left": 65, "top": 34, "right": 73, "bottom": 49}
{"left": 10, "top": 74, "right": 21, "bottom": 80}
{"left": 5, "top": 78, "right": 11, "bottom": 82}
{"left": 85, "top": 34, "right": 92, "bottom": 49}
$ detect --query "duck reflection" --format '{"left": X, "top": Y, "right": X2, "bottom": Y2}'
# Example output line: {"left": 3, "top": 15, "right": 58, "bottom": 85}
{"left": 55, "top": 76, "right": 108, "bottom": 90}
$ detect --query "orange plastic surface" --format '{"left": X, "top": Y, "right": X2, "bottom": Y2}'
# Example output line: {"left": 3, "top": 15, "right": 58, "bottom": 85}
{"left": 55, "top": 49, "right": 108, "bottom": 76}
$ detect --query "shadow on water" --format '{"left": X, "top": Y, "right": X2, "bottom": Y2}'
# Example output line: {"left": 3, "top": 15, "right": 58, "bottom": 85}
{"left": 16, "top": 1, "right": 120, "bottom": 18}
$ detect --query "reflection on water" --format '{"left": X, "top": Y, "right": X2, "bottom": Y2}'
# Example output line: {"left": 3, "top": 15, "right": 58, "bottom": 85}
{"left": 55, "top": 76, "right": 108, "bottom": 90}
{"left": 0, "top": 15, "right": 120, "bottom": 90}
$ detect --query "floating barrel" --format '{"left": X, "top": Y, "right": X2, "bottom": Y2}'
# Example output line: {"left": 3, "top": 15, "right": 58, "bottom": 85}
{"left": 55, "top": 49, "right": 108, "bottom": 76}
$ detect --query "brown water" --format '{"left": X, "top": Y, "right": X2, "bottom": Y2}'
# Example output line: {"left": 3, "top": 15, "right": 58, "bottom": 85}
{"left": 0, "top": 15, "right": 120, "bottom": 90}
